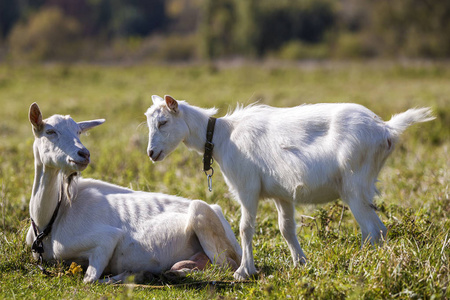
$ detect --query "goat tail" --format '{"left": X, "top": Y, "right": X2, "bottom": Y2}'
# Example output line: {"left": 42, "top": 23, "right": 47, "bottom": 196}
{"left": 385, "top": 107, "right": 435, "bottom": 140}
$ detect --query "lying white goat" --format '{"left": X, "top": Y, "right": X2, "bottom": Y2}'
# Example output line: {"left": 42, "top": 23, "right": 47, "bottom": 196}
{"left": 145, "top": 95, "right": 434, "bottom": 280}
{"left": 26, "top": 102, "right": 241, "bottom": 283}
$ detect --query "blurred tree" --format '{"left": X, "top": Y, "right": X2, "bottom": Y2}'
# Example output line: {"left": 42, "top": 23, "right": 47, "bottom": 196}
{"left": 337, "top": 0, "right": 370, "bottom": 32}
{"left": 200, "top": 0, "right": 335, "bottom": 59}
{"left": 166, "top": 0, "right": 200, "bottom": 34}
{"left": 234, "top": 0, "right": 259, "bottom": 56}
{"left": 2, "top": 0, "right": 450, "bottom": 61}
{"left": 368, "top": 0, "right": 450, "bottom": 57}
{"left": 8, "top": 7, "right": 82, "bottom": 61}
{"left": 201, "top": 0, "right": 237, "bottom": 59}
{"left": 43, "top": 0, "right": 166, "bottom": 37}
{"left": 109, "top": 0, "right": 166, "bottom": 36}
{"left": 0, "top": 0, "right": 20, "bottom": 40}
{"left": 255, "top": 0, "right": 335, "bottom": 55}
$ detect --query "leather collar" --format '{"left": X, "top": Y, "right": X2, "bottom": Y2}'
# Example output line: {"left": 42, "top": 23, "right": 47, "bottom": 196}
{"left": 203, "top": 117, "right": 216, "bottom": 173}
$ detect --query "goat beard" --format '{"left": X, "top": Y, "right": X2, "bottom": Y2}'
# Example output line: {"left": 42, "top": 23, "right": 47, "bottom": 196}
{"left": 60, "top": 172, "right": 79, "bottom": 205}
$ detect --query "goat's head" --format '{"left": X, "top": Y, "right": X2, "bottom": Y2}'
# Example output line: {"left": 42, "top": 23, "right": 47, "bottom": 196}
{"left": 145, "top": 95, "right": 189, "bottom": 162}
{"left": 29, "top": 103, "right": 105, "bottom": 174}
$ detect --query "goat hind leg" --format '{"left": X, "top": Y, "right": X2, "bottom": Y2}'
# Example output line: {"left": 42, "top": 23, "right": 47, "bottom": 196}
{"left": 274, "top": 199, "right": 306, "bottom": 265}
{"left": 185, "top": 200, "right": 240, "bottom": 270}
{"left": 166, "top": 252, "right": 211, "bottom": 277}
{"left": 170, "top": 251, "right": 210, "bottom": 272}
{"left": 343, "top": 189, "right": 387, "bottom": 246}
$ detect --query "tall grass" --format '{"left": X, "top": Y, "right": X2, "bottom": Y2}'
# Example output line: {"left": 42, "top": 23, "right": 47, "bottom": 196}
{"left": 0, "top": 61, "right": 448, "bottom": 299}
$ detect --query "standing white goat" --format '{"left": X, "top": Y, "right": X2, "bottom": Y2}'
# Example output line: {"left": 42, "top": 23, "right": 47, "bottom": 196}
{"left": 26, "top": 102, "right": 241, "bottom": 283}
{"left": 145, "top": 95, "right": 434, "bottom": 280}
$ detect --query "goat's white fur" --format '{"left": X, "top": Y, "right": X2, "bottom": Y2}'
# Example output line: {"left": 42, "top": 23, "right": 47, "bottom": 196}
{"left": 145, "top": 95, "right": 434, "bottom": 280}
{"left": 26, "top": 102, "right": 241, "bottom": 283}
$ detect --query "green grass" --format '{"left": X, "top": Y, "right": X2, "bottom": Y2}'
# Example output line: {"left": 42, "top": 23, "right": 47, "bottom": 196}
{"left": 0, "top": 61, "right": 449, "bottom": 299}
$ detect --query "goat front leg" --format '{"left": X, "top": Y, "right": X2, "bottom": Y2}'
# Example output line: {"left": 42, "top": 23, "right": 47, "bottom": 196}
{"left": 84, "top": 249, "right": 115, "bottom": 283}
{"left": 72, "top": 228, "right": 123, "bottom": 283}
{"left": 273, "top": 199, "right": 307, "bottom": 266}
{"left": 234, "top": 197, "right": 259, "bottom": 281}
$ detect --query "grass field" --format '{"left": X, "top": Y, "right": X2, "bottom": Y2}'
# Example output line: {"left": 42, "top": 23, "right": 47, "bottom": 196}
{"left": 0, "top": 61, "right": 449, "bottom": 299}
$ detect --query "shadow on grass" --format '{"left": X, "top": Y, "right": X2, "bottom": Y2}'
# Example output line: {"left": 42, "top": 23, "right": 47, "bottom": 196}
{"left": 114, "top": 271, "right": 257, "bottom": 291}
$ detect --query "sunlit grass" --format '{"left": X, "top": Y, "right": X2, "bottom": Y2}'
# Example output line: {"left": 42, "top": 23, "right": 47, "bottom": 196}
{"left": 0, "top": 61, "right": 449, "bottom": 299}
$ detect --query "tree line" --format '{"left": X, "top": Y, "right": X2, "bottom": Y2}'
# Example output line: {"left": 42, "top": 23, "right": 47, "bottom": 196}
{"left": 1, "top": 0, "right": 449, "bottom": 62}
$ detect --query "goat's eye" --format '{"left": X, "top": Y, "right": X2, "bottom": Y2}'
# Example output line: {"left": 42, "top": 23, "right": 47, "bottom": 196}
{"left": 158, "top": 120, "right": 167, "bottom": 129}
{"left": 46, "top": 129, "right": 56, "bottom": 135}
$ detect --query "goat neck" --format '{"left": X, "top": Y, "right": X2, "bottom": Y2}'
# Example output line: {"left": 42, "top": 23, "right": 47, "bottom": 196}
{"left": 182, "top": 106, "right": 229, "bottom": 163}
{"left": 29, "top": 144, "right": 62, "bottom": 231}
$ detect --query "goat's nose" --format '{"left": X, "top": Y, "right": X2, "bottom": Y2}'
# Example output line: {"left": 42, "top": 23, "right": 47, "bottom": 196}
{"left": 148, "top": 150, "right": 154, "bottom": 158}
{"left": 78, "top": 149, "right": 90, "bottom": 160}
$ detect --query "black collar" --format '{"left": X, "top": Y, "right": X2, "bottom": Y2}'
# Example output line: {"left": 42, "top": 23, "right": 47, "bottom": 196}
{"left": 30, "top": 173, "right": 76, "bottom": 275}
{"left": 31, "top": 193, "right": 62, "bottom": 256}
{"left": 203, "top": 117, "right": 216, "bottom": 173}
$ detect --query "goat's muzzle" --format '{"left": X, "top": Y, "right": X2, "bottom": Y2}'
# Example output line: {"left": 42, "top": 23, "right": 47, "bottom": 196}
{"left": 148, "top": 149, "right": 162, "bottom": 162}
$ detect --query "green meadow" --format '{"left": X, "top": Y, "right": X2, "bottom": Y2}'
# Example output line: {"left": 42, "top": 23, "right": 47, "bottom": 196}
{"left": 0, "top": 61, "right": 449, "bottom": 299}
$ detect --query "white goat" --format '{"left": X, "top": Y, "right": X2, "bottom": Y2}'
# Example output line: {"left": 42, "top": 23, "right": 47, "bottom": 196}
{"left": 145, "top": 95, "right": 434, "bottom": 280}
{"left": 26, "top": 102, "right": 241, "bottom": 283}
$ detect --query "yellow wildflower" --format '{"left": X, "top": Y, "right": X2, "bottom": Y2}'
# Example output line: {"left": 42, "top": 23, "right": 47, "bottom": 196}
{"left": 66, "top": 262, "right": 83, "bottom": 276}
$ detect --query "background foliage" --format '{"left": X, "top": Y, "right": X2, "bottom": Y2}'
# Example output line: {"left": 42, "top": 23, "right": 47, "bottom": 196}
{"left": 1, "top": 0, "right": 450, "bottom": 62}
{"left": 0, "top": 62, "right": 449, "bottom": 298}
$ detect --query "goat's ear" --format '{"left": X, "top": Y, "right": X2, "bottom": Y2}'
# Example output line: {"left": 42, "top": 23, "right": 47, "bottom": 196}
{"left": 78, "top": 119, "right": 105, "bottom": 133}
{"left": 164, "top": 95, "right": 179, "bottom": 113}
{"left": 29, "top": 102, "right": 43, "bottom": 131}
{"left": 152, "top": 95, "right": 164, "bottom": 105}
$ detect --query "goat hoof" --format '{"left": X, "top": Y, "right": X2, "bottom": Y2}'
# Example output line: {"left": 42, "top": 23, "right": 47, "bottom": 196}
{"left": 294, "top": 256, "right": 308, "bottom": 267}
{"left": 233, "top": 266, "right": 257, "bottom": 281}
{"left": 83, "top": 275, "right": 97, "bottom": 284}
